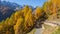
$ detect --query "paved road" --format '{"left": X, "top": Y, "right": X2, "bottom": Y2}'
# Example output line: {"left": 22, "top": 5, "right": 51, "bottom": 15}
{"left": 34, "top": 28, "right": 44, "bottom": 34}
{"left": 28, "top": 20, "right": 60, "bottom": 34}
{"left": 34, "top": 25, "right": 44, "bottom": 34}
{"left": 34, "top": 20, "right": 60, "bottom": 34}
{"left": 28, "top": 25, "right": 44, "bottom": 34}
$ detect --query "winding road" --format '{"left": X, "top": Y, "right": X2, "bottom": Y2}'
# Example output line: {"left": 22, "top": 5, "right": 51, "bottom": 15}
{"left": 28, "top": 20, "right": 60, "bottom": 34}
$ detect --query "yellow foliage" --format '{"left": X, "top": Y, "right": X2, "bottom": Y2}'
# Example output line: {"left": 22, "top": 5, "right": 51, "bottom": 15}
{"left": 14, "top": 12, "right": 20, "bottom": 21}
{"left": 22, "top": 5, "right": 29, "bottom": 16}
{"left": 34, "top": 7, "right": 42, "bottom": 19}
{"left": 24, "top": 8, "right": 34, "bottom": 28}
{"left": 0, "top": 5, "right": 48, "bottom": 34}
{"left": 14, "top": 16, "right": 23, "bottom": 34}
{"left": 19, "top": 7, "right": 34, "bottom": 33}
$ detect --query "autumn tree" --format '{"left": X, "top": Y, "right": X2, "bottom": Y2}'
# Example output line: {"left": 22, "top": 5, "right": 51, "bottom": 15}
{"left": 14, "top": 6, "right": 35, "bottom": 34}
{"left": 33, "top": 7, "right": 47, "bottom": 28}
{"left": 43, "top": 0, "right": 60, "bottom": 20}
{"left": 0, "top": 5, "right": 48, "bottom": 34}
{"left": 34, "top": 7, "right": 42, "bottom": 19}
{"left": 22, "top": 5, "right": 30, "bottom": 16}
{"left": 23, "top": 7, "right": 34, "bottom": 33}
{"left": 14, "top": 16, "right": 24, "bottom": 34}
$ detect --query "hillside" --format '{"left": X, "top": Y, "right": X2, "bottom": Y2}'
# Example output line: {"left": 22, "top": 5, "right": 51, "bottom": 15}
{"left": 0, "top": 1, "right": 22, "bottom": 21}
{"left": 0, "top": 0, "right": 60, "bottom": 34}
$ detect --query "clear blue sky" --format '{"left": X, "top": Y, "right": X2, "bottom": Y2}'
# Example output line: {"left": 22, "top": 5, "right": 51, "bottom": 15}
{"left": 1, "top": 0, "right": 47, "bottom": 7}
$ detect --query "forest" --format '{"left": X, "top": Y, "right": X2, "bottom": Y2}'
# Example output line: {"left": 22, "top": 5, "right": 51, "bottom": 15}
{"left": 0, "top": 0, "right": 60, "bottom": 34}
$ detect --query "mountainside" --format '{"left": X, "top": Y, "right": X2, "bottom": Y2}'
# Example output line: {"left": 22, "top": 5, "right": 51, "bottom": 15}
{"left": 0, "top": 1, "right": 35, "bottom": 21}
{"left": 0, "top": 5, "right": 47, "bottom": 34}
{"left": 0, "top": 1, "right": 23, "bottom": 21}
{"left": 0, "top": 0, "right": 60, "bottom": 34}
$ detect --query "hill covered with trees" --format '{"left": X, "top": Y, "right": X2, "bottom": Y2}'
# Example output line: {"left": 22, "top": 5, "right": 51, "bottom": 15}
{"left": 0, "top": 0, "right": 60, "bottom": 34}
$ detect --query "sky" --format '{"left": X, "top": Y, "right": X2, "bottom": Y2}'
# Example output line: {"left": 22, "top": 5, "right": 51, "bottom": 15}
{"left": 1, "top": 0, "right": 47, "bottom": 7}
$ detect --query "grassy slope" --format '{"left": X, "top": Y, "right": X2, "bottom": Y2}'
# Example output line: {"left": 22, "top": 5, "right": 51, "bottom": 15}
{"left": 43, "top": 24, "right": 58, "bottom": 34}
{"left": 52, "top": 26, "right": 60, "bottom": 34}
